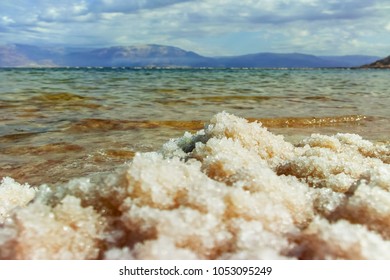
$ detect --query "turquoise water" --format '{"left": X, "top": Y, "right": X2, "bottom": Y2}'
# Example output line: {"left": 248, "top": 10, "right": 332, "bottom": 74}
{"left": 0, "top": 68, "right": 389, "bottom": 185}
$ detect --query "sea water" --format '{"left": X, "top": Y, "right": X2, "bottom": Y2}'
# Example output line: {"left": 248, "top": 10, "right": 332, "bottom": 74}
{"left": 1, "top": 68, "right": 390, "bottom": 259}
{"left": 0, "top": 68, "right": 389, "bottom": 185}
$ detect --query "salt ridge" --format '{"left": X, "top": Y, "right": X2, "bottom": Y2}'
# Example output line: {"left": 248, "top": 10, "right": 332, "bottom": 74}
{"left": 0, "top": 112, "right": 389, "bottom": 259}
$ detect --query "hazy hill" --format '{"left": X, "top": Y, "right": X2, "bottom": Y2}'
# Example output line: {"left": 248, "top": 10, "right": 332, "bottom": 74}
{"left": 0, "top": 43, "right": 381, "bottom": 68}
{"left": 319, "top": 55, "right": 382, "bottom": 67}
{"left": 217, "top": 53, "right": 335, "bottom": 68}
{"left": 0, "top": 45, "right": 35, "bottom": 67}
{"left": 0, "top": 44, "right": 64, "bottom": 67}
{"left": 64, "top": 44, "right": 214, "bottom": 67}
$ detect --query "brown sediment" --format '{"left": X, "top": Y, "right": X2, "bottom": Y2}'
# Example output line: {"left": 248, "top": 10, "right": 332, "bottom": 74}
{"left": 105, "top": 149, "right": 135, "bottom": 159}
{"left": 1, "top": 142, "right": 84, "bottom": 156}
{"left": 0, "top": 142, "right": 85, "bottom": 185}
{"left": 31, "top": 92, "right": 89, "bottom": 102}
{"left": 0, "top": 159, "right": 66, "bottom": 186}
{"left": 156, "top": 95, "right": 272, "bottom": 105}
{"left": 0, "top": 132, "right": 41, "bottom": 141}
{"left": 28, "top": 92, "right": 101, "bottom": 110}
{"left": 65, "top": 118, "right": 206, "bottom": 132}
{"left": 0, "top": 103, "right": 18, "bottom": 109}
{"left": 0, "top": 145, "right": 136, "bottom": 186}
{"left": 157, "top": 95, "right": 344, "bottom": 105}
{"left": 17, "top": 113, "right": 46, "bottom": 119}
{"left": 90, "top": 149, "right": 135, "bottom": 163}
{"left": 249, "top": 115, "right": 368, "bottom": 128}
{"left": 1, "top": 93, "right": 94, "bottom": 110}
{"left": 65, "top": 114, "right": 368, "bottom": 133}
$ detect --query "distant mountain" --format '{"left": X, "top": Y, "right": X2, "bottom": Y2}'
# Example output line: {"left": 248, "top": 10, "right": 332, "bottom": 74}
{"left": 0, "top": 44, "right": 64, "bottom": 67}
{"left": 0, "top": 45, "right": 35, "bottom": 67}
{"left": 0, "top": 43, "right": 381, "bottom": 68}
{"left": 216, "top": 53, "right": 348, "bottom": 68}
{"left": 64, "top": 44, "right": 214, "bottom": 67}
{"left": 319, "top": 55, "right": 382, "bottom": 67}
{"left": 361, "top": 55, "right": 390, "bottom": 68}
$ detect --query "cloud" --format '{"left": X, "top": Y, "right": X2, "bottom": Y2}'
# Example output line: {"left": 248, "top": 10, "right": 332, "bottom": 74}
{"left": 186, "top": 0, "right": 380, "bottom": 26}
{"left": 89, "top": 0, "right": 194, "bottom": 13}
{"left": 0, "top": 0, "right": 390, "bottom": 56}
{"left": 1, "top": 16, "right": 15, "bottom": 25}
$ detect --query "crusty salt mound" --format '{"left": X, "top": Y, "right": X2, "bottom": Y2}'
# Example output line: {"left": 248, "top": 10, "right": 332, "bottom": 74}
{"left": 1, "top": 112, "right": 389, "bottom": 259}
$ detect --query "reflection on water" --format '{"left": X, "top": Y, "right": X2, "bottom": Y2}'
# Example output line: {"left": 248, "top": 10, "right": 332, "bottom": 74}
{"left": 0, "top": 68, "right": 389, "bottom": 185}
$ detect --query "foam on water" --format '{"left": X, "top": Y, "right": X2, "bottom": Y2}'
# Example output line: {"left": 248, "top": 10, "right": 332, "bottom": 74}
{"left": 0, "top": 112, "right": 389, "bottom": 259}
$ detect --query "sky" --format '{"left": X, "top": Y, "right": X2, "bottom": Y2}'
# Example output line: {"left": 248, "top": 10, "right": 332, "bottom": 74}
{"left": 1, "top": 0, "right": 390, "bottom": 56}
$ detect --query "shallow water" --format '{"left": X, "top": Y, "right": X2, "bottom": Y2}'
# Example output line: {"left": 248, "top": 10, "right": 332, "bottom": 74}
{"left": 0, "top": 68, "right": 389, "bottom": 185}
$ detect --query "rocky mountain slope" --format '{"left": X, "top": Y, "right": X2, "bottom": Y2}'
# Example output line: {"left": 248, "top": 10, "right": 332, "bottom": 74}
{"left": 361, "top": 55, "right": 390, "bottom": 68}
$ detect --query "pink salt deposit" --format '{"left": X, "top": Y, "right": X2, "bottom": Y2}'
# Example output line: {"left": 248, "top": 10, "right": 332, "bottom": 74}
{"left": 0, "top": 112, "right": 389, "bottom": 259}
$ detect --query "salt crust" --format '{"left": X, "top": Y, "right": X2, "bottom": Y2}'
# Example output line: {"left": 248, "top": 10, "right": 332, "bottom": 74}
{"left": 0, "top": 112, "right": 389, "bottom": 259}
{"left": 0, "top": 177, "right": 35, "bottom": 223}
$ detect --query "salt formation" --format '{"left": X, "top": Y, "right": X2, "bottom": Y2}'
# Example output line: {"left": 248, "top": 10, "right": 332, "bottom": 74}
{"left": 0, "top": 112, "right": 389, "bottom": 259}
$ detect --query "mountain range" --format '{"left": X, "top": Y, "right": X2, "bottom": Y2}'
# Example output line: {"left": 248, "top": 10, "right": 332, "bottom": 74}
{"left": 0, "top": 43, "right": 382, "bottom": 68}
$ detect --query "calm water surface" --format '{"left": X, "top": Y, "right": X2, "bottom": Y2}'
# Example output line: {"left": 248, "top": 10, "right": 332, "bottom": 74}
{"left": 1, "top": 68, "right": 389, "bottom": 185}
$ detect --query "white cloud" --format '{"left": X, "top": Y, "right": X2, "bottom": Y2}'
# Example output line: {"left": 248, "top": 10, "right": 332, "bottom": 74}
{"left": 90, "top": 0, "right": 194, "bottom": 13}
{"left": 1, "top": 0, "right": 390, "bottom": 56}
{"left": 73, "top": 1, "right": 88, "bottom": 14}
{"left": 1, "top": 16, "right": 14, "bottom": 24}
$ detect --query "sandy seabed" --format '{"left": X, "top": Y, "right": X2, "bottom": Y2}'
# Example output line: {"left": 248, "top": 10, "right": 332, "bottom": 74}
{"left": 1, "top": 112, "right": 389, "bottom": 260}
